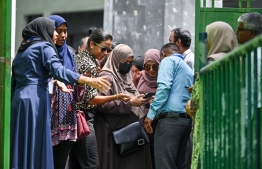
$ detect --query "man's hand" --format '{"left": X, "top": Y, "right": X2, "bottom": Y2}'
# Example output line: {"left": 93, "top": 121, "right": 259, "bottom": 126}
{"left": 144, "top": 117, "right": 153, "bottom": 134}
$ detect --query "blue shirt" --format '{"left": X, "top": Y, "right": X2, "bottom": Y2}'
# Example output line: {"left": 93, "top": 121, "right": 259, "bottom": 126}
{"left": 147, "top": 54, "right": 194, "bottom": 120}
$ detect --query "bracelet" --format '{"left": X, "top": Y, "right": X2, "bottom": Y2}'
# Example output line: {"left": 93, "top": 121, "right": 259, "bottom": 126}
{"left": 115, "top": 93, "right": 119, "bottom": 100}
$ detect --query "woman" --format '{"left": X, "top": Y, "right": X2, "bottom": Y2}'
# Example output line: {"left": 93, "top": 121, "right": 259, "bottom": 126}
{"left": 137, "top": 49, "right": 160, "bottom": 95}
{"left": 136, "top": 49, "right": 160, "bottom": 169}
{"left": 47, "top": 15, "right": 79, "bottom": 169}
{"left": 188, "top": 21, "right": 238, "bottom": 168}
{"left": 10, "top": 17, "right": 110, "bottom": 169}
{"left": 206, "top": 21, "right": 238, "bottom": 64}
{"left": 94, "top": 44, "right": 152, "bottom": 169}
{"left": 66, "top": 28, "right": 130, "bottom": 169}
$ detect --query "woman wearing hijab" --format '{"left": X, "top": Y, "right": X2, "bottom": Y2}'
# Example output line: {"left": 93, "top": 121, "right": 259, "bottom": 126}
{"left": 10, "top": 17, "right": 110, "bottom": 169}
{"left": 186, "top": 21, "right": 238, "bottom": 168}
{"left": 94, "top": 44, "right": 152, "bottom": 169}
{"left": 48, "top": 15, "right": 79, "bottom": 169}
{"left": 137, "top": 49, "right": 160, "bottom": 94}
{"left": 206, "top": 21, "right": 238, "bottom": 64}
{"left": 136, "top": 49, "right": 160, "bottom": 169}
{"left": 66, "top": 29, "right": 130, "bottom": 169}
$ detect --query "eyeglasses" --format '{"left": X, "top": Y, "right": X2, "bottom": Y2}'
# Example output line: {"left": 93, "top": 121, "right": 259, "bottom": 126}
{"left": 236, "top": 27, "right": 253, "bottom": 32}
{"left": 144, "top": 64, "right": 159, "bottom": 71}
{"left": 93, "top": 42, "right": 112, "bottom": 53}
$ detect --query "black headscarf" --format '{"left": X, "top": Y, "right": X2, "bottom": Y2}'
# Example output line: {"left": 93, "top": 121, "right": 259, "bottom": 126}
{"left": 18, "top": 17, "right": 58, "bottom": 54}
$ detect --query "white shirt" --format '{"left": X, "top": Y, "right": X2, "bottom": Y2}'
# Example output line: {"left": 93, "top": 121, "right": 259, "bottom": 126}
{"left": 182, "top": 49, "right": 194, "bottom": 71}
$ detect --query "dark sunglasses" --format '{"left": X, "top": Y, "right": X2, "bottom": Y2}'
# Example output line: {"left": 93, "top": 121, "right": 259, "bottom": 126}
{"left": 93, "top": 42, "right": 112, "bottom": 53}
{"left": 144, "top": 64, "right": 159, "bottom": 71}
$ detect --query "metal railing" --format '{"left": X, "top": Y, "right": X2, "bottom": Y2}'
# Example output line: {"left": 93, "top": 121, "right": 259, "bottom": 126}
{"left": 199, "top": 34, "right": 262, "bottom": 169}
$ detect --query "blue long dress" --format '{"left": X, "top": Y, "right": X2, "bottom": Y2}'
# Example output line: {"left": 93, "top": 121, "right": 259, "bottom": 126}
{"left": 10, "top": 42, "right": 80, "bottom": 169}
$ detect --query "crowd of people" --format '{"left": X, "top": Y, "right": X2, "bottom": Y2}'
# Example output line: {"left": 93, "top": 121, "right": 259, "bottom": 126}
{"left": 9, "top": 12, "right": 262, "bottom": 169}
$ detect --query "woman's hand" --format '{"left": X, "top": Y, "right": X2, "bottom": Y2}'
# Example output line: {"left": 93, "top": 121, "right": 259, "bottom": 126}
{"left": 78, "top": 76, "right": 111, "bottom": 93}
{"left": 55, "top": 80, "right": 74, "bottom": 93}
{"left": 130, "top": 94, "right": 148, "bottom": 107}
{"left": 118, "top": 93, "right": 131, "bottom": 102}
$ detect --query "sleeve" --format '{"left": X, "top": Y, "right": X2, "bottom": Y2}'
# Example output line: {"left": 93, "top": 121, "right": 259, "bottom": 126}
{"left": 41, "top": 43, "right": 80, "bottom": 85}
{"left": 98, "top": 72, "right": 132, "bottom": 115}
{"left": 76, "top": 54, "right": 98, "bottom": 104}
{"left": 147, "top": 57, "right": 175, "bottom": 120}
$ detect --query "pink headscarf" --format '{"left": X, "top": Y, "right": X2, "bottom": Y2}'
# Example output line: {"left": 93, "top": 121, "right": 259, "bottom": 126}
{"left": 137, "top": 49, "right": 160, "bottom": 94}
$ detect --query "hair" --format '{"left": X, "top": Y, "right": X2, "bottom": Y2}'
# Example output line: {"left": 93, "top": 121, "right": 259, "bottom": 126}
{"left": 112, "top": 41, "right": 120, "bottom": 49}
{"left": 172, "top": 28, "right": 191, "bottom": 48}
{"left": 87, "top": 28, "right": 113, "bottom": 48}
{"left": 79, "top": 37, "right": 87, "bottom": 48}
{"left": 86, "top": 27, "right": 96, "bottom": 37}
{"left": 238, "top": 12, "right": 262, "bottom": 34}
{"left": 160, "top": 43, "right": 180, "bottom": 55}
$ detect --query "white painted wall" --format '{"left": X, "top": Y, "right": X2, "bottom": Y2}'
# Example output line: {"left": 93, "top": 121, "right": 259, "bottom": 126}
{"left": 15, "top": 0, "right": 104, "bottom": 50}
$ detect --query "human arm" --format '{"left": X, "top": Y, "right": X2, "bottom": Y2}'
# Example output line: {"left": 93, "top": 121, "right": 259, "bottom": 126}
{"left": 97, "top": 73, "right": 133, "bottom": 115}
{"left": 41, "top": 43, "right": 110, "bottom": 92}
{"left": 88, "top": 93, "right": 131, "bottom": 105}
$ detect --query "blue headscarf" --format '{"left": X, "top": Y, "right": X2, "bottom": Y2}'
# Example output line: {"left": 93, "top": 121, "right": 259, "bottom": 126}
{"left": 48, "top": 15, "right": 74, "bottom": 71}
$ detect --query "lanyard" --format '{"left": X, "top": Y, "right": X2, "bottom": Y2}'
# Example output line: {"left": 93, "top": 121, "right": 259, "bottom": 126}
{"left": 173, "top": 54, "right": 184, "bottom": 60}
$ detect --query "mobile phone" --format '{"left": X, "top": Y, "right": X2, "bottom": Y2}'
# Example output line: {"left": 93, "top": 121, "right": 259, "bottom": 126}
{"left": 185, "top": 86, "right": 190, "bottom": 89}
{"left": 144, "top": 92, "right": 155, "bottom": 99}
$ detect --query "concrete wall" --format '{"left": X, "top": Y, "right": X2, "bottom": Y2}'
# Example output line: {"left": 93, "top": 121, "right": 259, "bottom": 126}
{"left": 15, "top": 0, "right": 104, "bottom": 50}
{"left": 104, "top": 0, "right": 195, "bottom": 57}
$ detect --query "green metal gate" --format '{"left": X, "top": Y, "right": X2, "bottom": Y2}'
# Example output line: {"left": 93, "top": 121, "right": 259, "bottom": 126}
{"left": 0, "top": 0, "right": 12, "bottom": 168}
{"left": 194, "top": 0, "right": 262, "bottom": 169}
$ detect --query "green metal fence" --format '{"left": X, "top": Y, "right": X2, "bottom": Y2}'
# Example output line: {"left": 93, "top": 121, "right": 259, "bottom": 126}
{"left": 199, "top": 34, "right": 262, "bottom": 169}
{"left": 194, "top": 0, "right": 262, "bottom": 169}
{"left": 0, "top": 0, "right": 12, "bottom": 168}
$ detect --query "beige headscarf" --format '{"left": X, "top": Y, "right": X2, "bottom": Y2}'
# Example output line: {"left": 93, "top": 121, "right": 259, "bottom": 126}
{"left": 101, "top": 44, "right": 145, "bottom": 118}
{"left": 206, "top": 21, "right": 238, "bottom": 62}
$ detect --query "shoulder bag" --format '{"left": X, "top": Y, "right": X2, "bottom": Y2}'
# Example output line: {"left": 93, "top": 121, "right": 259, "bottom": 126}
{"left": 102, "top": 114, "right": 149, "bottom": 155}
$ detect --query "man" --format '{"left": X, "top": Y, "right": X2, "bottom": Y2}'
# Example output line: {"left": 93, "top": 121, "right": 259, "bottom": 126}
{"left": 160, "top": 43, "right": 179, "bottom": 60}
{"left": 236, "top": 12, "right": 262, "bottom": 45}
{"left": 236, "top": 12, "right": 262, "bottom": 168}
{"left": 169, "top": 28, "right": 194, "bottom": 71}
{"left": 236, "top": 12, "right": 262, "bottom": 111}
{"left": 144, "top": 43, "right": 194, "bottom": 169}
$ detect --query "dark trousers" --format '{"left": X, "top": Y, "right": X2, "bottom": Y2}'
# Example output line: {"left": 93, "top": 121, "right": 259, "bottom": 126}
{"left": 53, "top": 140, "right": 73, "bottom": 169}
{"left": 154, "top": 117, "right": 192, "bottom": 169}
{"left": 184, "top": 131, "right": 193, "bottom": 169}
{"left": 65, "top": 120, "right": 99, "bottom": 169}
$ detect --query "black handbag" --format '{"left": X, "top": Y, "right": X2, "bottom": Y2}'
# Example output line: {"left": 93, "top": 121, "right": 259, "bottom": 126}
{"left": 112, "top": 121, "right": 149, "bottom": 155}
{"left": 101, "top": 114, "right": 149, "bottom": 155}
